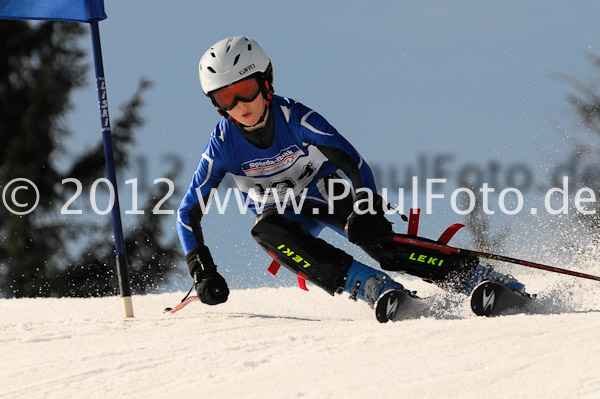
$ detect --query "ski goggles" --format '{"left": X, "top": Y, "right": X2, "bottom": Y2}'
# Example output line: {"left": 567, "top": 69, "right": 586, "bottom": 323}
{"left": 211, "top": 78, "right": 261, "bottom": 111}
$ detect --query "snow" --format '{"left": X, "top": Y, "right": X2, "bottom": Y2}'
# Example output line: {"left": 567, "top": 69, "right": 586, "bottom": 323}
{"left": 2, "top": 278, "right": 600, "bottom": 399}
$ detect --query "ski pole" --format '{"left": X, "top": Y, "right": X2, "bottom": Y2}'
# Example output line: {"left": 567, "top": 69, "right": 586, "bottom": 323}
{"left": 164, "top": 282, "right": 196, "bottom": 313}
{"left": 391, "top": 234, "right": 600, "bottom": 282}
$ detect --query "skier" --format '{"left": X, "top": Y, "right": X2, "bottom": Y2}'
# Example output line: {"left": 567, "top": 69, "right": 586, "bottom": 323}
{"left": 176, "top": 36, "right": 526, "bottom": 322}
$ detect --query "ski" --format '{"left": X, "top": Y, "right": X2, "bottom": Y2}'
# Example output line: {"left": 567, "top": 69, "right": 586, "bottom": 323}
{"left": 374, "top": 289, "right": 432, "bottom": 323}
{"left": 164, "top": 295, "right": 199, "bottom": 314}
{"left": 470, "top": 281, "right": 533, "bottom": 317}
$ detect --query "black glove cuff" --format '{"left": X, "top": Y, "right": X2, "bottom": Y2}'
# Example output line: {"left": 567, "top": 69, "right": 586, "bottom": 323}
{"left": 185, "top": 245, "right": 216, "bottom": 277}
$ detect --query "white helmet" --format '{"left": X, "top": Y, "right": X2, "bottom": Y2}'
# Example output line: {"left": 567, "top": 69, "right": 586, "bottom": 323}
{"left": 199, "top": 36, "right": 272, "bottom": 96}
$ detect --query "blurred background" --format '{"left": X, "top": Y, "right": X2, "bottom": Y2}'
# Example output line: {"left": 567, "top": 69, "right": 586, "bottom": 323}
{"left": 2, "top": 1, "right": 600, "bottom": 297}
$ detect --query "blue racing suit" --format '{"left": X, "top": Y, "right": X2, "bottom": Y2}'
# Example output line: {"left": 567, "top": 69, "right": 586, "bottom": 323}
{"left": 176, "top": 95, "right": 377, "bottom": 255}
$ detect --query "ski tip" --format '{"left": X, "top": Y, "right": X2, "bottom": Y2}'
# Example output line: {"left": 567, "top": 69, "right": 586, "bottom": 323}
{"left": 470, "top": 281, "right": 531, "bottom": 317}
{"left": 163, "top": 307, "right": 173, "bottom": 313}
{"left": 470, "top": 282, "right": 495, "bottom": 317}
{"left": 374, "top": 289, "right": 409, "bottom": 323}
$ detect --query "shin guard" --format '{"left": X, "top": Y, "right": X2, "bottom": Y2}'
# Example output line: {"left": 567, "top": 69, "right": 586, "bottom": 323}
{"left": 251, "top": 213, "right": 353, "bottom": 295}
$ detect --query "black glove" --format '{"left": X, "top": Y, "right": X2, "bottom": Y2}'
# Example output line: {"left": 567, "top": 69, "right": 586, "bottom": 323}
{"left": 344, "top": 191, "right": 393, "bottom": 245}
{"left": 185, "top": 246, "right": 229, "bottom": 305}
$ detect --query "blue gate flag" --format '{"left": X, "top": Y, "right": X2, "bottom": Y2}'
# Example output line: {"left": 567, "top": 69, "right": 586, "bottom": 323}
{"left": 0, "top": 0, "right": 106, "bottom": 23}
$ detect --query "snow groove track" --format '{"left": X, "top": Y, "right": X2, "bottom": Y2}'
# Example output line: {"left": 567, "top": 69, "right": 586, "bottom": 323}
{"left": 1, "top": 286, "right": 599, "bottom": 399}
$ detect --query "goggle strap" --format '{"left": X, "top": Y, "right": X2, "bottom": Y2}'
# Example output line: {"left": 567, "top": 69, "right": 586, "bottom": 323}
{"left": 264, "top": 80, "right": 272, "bottom": 107}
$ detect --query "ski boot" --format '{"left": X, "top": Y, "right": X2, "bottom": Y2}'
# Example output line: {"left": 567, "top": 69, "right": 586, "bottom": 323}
{"left": 463, "top": 264, "right": 526, "bottom": 295}
{"left": 468, "top": 264, "right": 538, "bottom": 316}
{"left": 343, "top": 260, "right": 414, "bottom": 323}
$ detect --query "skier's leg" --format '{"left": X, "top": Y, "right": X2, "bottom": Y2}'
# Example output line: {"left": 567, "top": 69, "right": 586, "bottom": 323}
{"left": 298, "top": 176, "right": 528, "bottom": 297}
{"left": 378, "top": 240, "right": 528, "bottom": 295}
{"left": 251, "top": 210, "right": 405, "bottom": 305}
{"left": 251, "top": 209, "right": 352, "bottom": 295}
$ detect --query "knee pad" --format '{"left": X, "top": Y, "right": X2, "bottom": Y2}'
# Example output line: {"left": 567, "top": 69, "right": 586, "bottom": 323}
{"left": 251, "top": 213, "right": 353, "bottom": 295}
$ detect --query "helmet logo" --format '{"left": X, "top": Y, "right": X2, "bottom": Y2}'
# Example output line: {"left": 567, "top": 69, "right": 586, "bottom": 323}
{"left": 239, "top": 63, "right": 255, "bottom": 76}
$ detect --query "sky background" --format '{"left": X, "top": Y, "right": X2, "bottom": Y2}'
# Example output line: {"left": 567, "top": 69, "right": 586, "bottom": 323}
{"left": 61, "top": 1, "right": 600, "bottom": 289}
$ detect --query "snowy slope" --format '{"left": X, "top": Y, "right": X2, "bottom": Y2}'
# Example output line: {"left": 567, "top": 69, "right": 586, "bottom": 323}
{"left": 1, "top": 278, "right": 600, "bottom": 399}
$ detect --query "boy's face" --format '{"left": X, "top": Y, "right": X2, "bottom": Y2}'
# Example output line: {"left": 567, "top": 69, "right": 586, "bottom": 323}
{"left": 226, "top": 92, "right": 266, "bottom": 127}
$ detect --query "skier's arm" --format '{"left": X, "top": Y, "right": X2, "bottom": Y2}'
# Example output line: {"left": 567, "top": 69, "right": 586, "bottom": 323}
{"left": 316, "top": 144, "right": 370, "bottom": 191}
{"left": 177, "top": 167, "right": 223, "bottom": 257}
{"left": 294, "top": 103, "right": 391, "bottom": 244}
{"left": 293, "top": 103, "right": 376, "bottom": 192}
{"left": 176, "top": 137, "right": 230, "bottom": 304}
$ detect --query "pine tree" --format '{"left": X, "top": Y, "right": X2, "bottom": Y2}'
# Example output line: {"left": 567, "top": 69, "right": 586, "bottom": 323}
{"left": 0, "top": 20, "right": 180, "bottom": 297}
